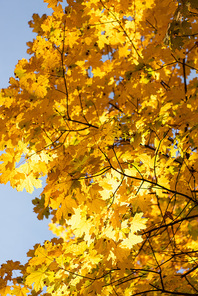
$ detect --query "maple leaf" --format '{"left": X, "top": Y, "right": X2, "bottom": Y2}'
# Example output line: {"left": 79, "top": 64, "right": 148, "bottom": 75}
{"left": 0, "top": 286, "right": 11, "bottom": 296}
{"left": 120, "top": 231, "right": 143, "bottom": 249}
{"left": 44, "top": 0, "right": 63, "bottom": 9}
{"left": 26, "top": 266, "right": 48, "bottom": 292}
{"left": 11, "top": 285, "right": 30, "bottom": 296}
{"left": 15, "top": 173, "right": 42, "bottom": 194}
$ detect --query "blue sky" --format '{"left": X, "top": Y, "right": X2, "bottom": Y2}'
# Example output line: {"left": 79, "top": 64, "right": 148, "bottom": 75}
{"left": 0, "top": 1, "right": 54, "bottom": 265}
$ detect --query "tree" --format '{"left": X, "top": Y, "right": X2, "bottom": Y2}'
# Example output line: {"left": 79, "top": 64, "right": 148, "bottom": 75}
{"left": 0, "top": 0, "right": 198, "bottom": 294}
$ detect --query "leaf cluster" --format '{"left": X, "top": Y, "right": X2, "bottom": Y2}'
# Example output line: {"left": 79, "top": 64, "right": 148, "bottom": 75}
{"left": 1, "top": 0, "right": 198, "bottom": 295}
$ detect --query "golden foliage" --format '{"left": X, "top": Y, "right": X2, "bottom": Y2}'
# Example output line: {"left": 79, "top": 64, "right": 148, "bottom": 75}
{"left": 1, "top": 0, "right": 198, "bottom": 295}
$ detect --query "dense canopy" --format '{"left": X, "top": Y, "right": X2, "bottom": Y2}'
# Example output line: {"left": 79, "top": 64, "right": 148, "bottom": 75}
{"left": 1, "top": 0, "right": 198, "bottom": 295}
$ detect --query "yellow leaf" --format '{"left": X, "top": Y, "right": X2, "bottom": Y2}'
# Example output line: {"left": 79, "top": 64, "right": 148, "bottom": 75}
{"left": 11, "top": 285, "right": 29, "bottom": 296}
{"left": 26, "top": 266, "right": 47, "bottom": 292}
{"left": 0, "top": 286, "right": 11, "bottom": 296}
{"left": 16, "top": 174, "right": 42, "bottom": 193}
{"left": 120, "top": 232, "right": 143, "bottom": 249}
